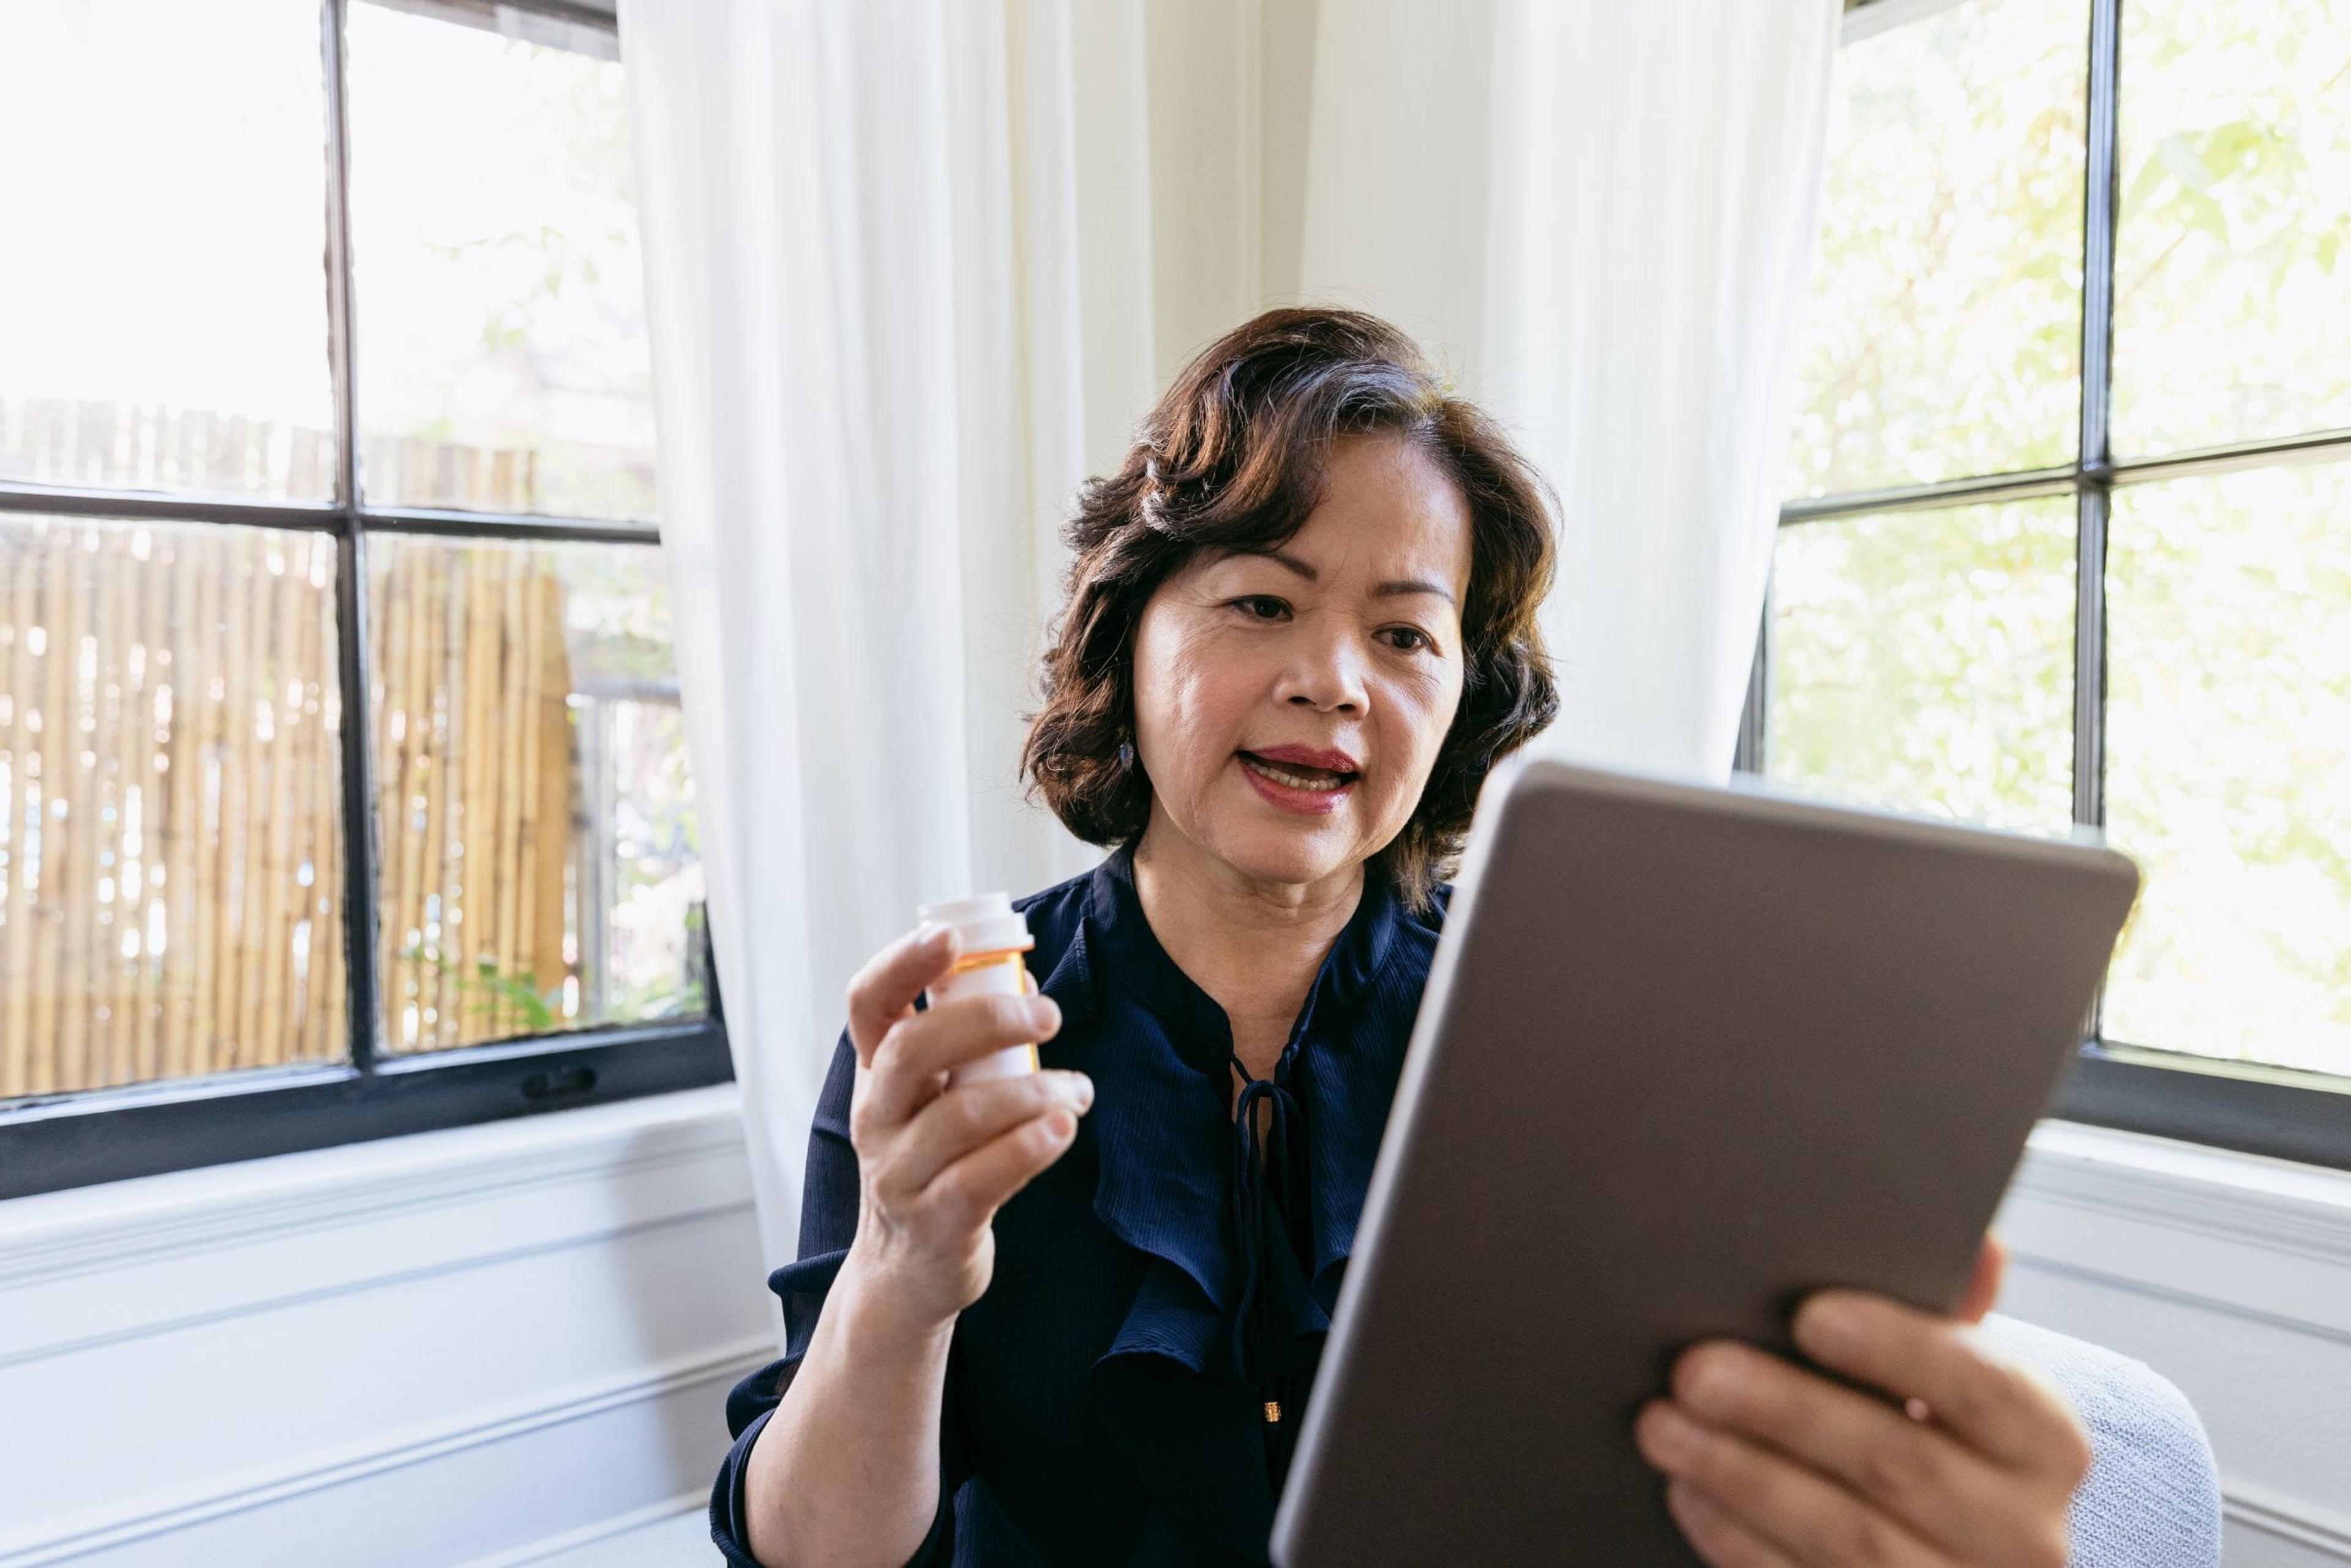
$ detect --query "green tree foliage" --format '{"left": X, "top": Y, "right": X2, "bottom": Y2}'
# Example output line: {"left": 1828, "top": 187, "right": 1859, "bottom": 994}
{"left": 2113, "top": 1, "right": 2351, "bottom": 452}
{"left": 1768, "top": 498, "right": 2075, "bottom": 835}
{"left": 1785, "top": 0, "right": 2088, "bottom": 498}
{"left": 1772, "top": 0, "right": 2351, "bottom": 1075}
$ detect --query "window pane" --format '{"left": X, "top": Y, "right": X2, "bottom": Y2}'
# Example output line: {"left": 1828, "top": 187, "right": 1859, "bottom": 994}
{"left": 1786, "top": 0, "right": 2088, "bottom": 498}
{"left": 1765, "top": 497, "right": 2077, "bottom": 833}
{"left": 0, "top": 1, "right": 336, "bottom": 501}
{"left": 2103, "top": 461, "right": 2351, "bottom": 1075}
{"left": 347, "top": 3, "right": 658, "bottom": 522}
{"left": 2111, "top": 4, "right": 2351, "bottom": 456}
{"left": 368, "top": 536, "right": 703, "bottom": 1054}
{"left": 1, "top": 517, "right": 346, "bottom": 1099}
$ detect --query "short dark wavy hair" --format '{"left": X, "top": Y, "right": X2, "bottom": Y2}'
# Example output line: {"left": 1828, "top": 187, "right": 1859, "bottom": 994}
{"left": 1020, "top": 307, "right": 1559, "bottom": 910}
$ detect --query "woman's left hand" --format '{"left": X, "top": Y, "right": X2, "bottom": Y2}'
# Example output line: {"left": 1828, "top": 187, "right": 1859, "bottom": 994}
{"left": 1634, "top": 1237, "right": 2090, "bottom": 1567}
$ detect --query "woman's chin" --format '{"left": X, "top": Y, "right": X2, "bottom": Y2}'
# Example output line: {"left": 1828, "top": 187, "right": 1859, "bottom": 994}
{"left": 1196, "top": 816, "right": 1364, "bottom": 893}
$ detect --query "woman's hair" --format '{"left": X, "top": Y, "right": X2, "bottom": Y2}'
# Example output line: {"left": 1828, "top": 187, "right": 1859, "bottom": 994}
{"left": 1020, "top": 306, "right": 1559, "bottom": 910}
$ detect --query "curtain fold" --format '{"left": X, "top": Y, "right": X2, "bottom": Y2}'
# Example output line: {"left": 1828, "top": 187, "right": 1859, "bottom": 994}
{"left": 620, "top": 0, "right": 1840, "bottom": 1311}
{"left": 1295, "top": 0, "right": 1840, "bottom": 778}
{"left": 618, "top": 0, "right": 1142, "bottom": 1282}
{"left": 1482, "top": 0, "right": 1841, "bottom": 779}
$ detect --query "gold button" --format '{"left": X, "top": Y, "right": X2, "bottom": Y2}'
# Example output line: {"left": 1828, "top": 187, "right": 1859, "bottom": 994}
{"left": 1264, "top": 1400, "right": 1282, "bottom": 1423}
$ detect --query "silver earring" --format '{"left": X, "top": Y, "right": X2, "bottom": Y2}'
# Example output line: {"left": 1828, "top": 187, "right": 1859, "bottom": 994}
{"left": 1117, "top": 740, "right": 1134, "bottom": 772}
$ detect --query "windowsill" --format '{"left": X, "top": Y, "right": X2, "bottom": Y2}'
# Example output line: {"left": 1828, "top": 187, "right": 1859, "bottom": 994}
{"left": 7, "top": 1088, "right": 2341, "bottom": 1291}
{"left": 2028, "top": 1117, "right": 2351, "bottom": 1219}
{"left": 0, "top": 1081, "right": 746, "bottom": 1282}
{"left": 2005, "top": 1117, "right": 2351, "bottom": 1338}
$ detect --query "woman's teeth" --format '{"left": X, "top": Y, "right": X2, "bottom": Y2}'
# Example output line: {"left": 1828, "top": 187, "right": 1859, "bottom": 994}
{"left": 1241, "top": 753, "right": 1352, "bottom": 792}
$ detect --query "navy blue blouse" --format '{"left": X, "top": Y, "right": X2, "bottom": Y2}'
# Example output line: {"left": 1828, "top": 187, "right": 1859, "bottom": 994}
{"left": 708, "top": 841, "right": 1447, "bottom": 1566}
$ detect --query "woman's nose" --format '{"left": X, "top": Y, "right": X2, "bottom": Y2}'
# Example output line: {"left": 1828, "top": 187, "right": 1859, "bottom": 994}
{"left": 1275, "top": 622, "right": 1370, "bottom": 713}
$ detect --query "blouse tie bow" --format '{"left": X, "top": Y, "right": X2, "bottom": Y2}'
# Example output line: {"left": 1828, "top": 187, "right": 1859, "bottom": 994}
{"left": 1227, "top": 1057, "right": 1313, "bottom": 1398}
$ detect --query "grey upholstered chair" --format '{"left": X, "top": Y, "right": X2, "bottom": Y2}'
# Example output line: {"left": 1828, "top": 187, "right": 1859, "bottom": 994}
{"left": 1979, "top": 1314, "right": 2224, "bottom": 1567}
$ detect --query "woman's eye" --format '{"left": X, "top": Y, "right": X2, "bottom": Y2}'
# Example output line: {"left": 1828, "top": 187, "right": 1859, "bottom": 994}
{"left": 1380, "top": 626, "right": 1434, "bottom": 654}
{"left": 1231, "top": 595, "right": 1290, "bottom": 621}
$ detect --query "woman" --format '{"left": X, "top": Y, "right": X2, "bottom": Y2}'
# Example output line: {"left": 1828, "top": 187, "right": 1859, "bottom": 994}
{"left": 710, "top": 309, "right": 2088, "bottom": 1568}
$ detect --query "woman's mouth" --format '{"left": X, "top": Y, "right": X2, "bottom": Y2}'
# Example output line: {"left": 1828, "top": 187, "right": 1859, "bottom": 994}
{"left": 1237, "top": 749, "right": 1358, "bottom": 816}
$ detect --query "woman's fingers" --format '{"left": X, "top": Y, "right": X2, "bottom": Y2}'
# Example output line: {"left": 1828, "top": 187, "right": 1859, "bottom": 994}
{"left": 923, "top": 1108, "right": 1081, "bottom": 1228}
{"left": 880, "top": 1070, "right": 1093, "bottom": 1195}
{"left": 1665, "top": 1482, "right": 1803, "bottom": 1568}
{"left": 1953, "top": 1236, "right": 2006, "bottom": 1326}
{"left": 1635, "top": 1401, "right": 1956, "bottom": 1567}
{"left": 845, "top": 923, "right": 959, "bottom": 1063}
{"left": 1666, "top": 1340, "right": 2049, "bottom": 1562}
{"left": 858, "top": 991, "right": 1063, "bottom": 1131}
{"left": 1793, "top": 1292, "right": 2090, "bottom": 1482}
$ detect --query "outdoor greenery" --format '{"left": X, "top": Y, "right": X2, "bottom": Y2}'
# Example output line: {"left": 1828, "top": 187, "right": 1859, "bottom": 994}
{"left": 1784, "top": 0, "right": 2088, "bottom": 498}
{"left": 2104, "top": 461, "right": 2351, "bottom": 1071}
{"left": 1768, "top": 0, "right": 2351, "bottom": 1078}
{"left": 2112, "top": 1, "right": 2351, "bottom": 452}
{"left": 0, "top": 2, "right": 703, "bottom": 1095}
{"left": 1768, "top": 497, "right": 2076, "bottom": 836}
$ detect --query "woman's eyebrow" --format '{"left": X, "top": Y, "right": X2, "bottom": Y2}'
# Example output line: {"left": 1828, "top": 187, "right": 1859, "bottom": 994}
{"left": 1239, "top": 549, "right": 1457, "bottom": 606}
{"left": 1373, "top": 579, "right": 1455, "bottom": 606}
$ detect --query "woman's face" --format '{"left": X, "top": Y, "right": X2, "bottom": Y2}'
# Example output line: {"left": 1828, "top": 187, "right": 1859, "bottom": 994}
{"left": 1131, "top": 433, "right": 1474, "bottom": 891}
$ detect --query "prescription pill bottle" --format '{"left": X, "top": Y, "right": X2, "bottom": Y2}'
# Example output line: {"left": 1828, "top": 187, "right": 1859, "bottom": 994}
{"left": 917, "top": 893, "right": 1039, "bottom": 1087}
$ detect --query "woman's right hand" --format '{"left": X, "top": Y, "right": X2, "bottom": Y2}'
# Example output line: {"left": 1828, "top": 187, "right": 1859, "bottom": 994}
{"left": 838, "top": 921, "right": 1093, "bottom": 1339}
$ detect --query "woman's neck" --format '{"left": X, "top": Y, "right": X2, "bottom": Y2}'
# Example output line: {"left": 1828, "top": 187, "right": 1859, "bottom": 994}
{"left": 1130, "top": 813, "right": 1363, "bottom": 1083}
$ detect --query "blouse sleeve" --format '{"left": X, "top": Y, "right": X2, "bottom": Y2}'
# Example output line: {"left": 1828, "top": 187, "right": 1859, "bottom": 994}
{"left": 707, "top": 1030, "right": 965, "bottom": 1567}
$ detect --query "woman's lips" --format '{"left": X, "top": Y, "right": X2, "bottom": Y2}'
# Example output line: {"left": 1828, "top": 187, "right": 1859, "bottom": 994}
{"left": 1237, "top": 749, "right": 1356, "bottom": 816}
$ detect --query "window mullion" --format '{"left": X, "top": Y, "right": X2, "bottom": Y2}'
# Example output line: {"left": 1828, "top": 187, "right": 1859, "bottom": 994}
{"left": 2074, "top": 0, "right": 2123, "bottom": 1047}
{"left": 322, "top": 0, "right": 381, "bottom": 1076}
{"left": 2073, "top": 0, "right": 2121, "bottom": 839}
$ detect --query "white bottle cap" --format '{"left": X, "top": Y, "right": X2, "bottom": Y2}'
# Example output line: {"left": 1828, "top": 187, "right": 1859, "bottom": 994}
{"left": 915, "top": 891, "right": 1033, "bottom": 955}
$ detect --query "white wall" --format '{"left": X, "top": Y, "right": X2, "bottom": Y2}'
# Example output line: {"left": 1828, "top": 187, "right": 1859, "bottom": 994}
{"left": 1998, "top": 1123, "right": 2351, "bottom": 1566}
{"left": 0, "top": 1087, "right": 762, "bottom": 1568}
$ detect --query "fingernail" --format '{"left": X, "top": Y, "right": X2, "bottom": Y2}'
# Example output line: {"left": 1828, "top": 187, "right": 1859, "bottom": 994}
{"left": 1044, "top": 1109, "right": 1076, "bottom": 1142}
{"left": 916, "top": 921, "right": 951, "bottom": 953}
{"left": 1027, "top": 995, "right": 1060, "bottom": 1032}
{"left": 1068, "top": 1071, "right": 1094, "bottom": 1110}
{"left": 1795, "top": 1295, "right": 1861, "bottom": 1359}
{"left": 1676, "top": 1349, "right": 1740, "bottom": 1419}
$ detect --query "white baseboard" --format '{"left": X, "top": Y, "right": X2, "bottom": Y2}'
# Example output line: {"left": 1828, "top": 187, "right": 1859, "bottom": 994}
{"left": 454, "top": 1491, "right": 708, "bottom": 1568}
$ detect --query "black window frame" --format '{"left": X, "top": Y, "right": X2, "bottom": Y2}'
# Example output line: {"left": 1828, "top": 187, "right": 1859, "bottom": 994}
{"left": 0, "top": 0, "right": 732, "bottom": 1202}
{"left": 1741, "top": 0, "right": 2351, "bottom": 1174}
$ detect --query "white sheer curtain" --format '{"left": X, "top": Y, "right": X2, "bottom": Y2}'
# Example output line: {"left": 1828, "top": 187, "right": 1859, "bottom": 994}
{"left": 1297, "top": 0, "right": 1840, "bottom": 778}
{"left": 617, "top": 0, "right": 1149, "bottom": 1276}
{"left": 1484, "top": 0, "right": 1840, "bottom": 778}
{"left": 619, "top": 0, "right": 1840, "bottom": 1295}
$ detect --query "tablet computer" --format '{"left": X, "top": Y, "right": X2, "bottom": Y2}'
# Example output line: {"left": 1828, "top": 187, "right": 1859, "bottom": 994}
{"left": 1270, "top": 756, "right": 2140, "bottom": 1566}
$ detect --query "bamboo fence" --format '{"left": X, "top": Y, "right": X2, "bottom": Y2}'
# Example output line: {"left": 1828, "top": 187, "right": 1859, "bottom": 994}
{"left": 0, "top": 394, "right": 540, "bottom": 513}
{"left": 0, "top": 521, "right": 345, "bottom": 1095}
{"left": 369, "top": 537, "right": 578, "bottom": 1056}
{"left": 0, "top": 517, "right": 584, "bottom": 1102}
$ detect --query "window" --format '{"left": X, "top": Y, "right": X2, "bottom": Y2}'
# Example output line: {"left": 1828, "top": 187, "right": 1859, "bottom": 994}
{"left": 1753, "top": 0, "right": 2351, "bottom": 1168}
{"left": 0, "top": 0, "right": 727, "bottom": 1199}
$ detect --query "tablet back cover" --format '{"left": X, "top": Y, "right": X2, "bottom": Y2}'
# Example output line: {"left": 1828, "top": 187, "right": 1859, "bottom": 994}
{"left": 1272, "top": 758, "right": 2140, "bottom": 1566}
